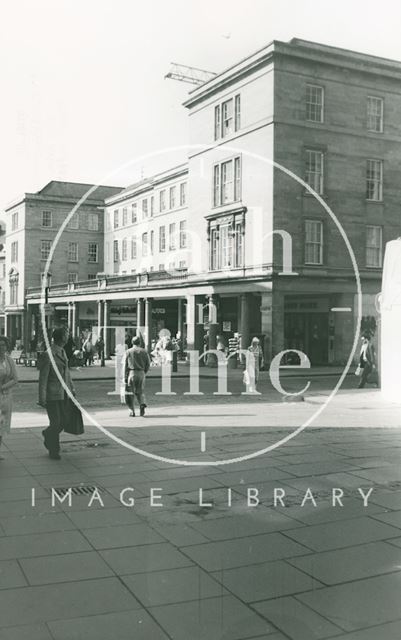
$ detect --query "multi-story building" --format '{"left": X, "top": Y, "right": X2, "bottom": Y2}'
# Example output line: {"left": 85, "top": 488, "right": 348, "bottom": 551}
{"left": 4, "top": 180, "right": 121, "bottom": 346}
{"left": 0, "top": 222, "right": 6, "bottom": 337}
{"left": 25, "top": 39, "right": 401, "bottom": 364}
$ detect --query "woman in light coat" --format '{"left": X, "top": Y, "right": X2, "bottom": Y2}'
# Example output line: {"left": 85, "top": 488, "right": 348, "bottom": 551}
{"left": 0, "top": 337, "right": 18, "bottom": 452}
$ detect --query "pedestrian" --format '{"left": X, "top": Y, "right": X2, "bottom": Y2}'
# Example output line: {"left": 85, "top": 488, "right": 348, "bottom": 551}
{"left": 357, "top": 333, "right": 377, "bottom": 389}
{"left": 124, "top": 335, "right": 150, "bottom": 417}
{"left": 95, "top": 333, "right": 105, "bottom": 365}
{"left": 83, "top": 333, "right": 94, "bottom": 366}
{"left": 64, "top": 333, "right": 75, "bottom": 361}
{"left": 38, "top": 327, "right": 75, "bottom": 460}
{"left": 0, "top": 337, "right": 18, "bottom": 456}
{"left": 245, "top": 336, "right": 264, "bottom": 392}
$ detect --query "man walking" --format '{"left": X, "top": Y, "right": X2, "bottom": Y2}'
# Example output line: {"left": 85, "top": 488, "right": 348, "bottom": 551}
{"left": 38, "top": 327, "right": 75, "bottom": 459}
{"left": 358, "top": 333, "right": 377, "bottom": 389}
{"left": 124, "top": 335, "right": 150, "bottom": 417}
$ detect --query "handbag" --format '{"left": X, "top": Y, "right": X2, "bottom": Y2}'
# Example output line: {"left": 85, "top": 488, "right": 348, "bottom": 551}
{"left": 355, "top": 365, "right": 363, "bottom": 377}
{"left": 63, "top": 398, "right": 84, "bottom": 435}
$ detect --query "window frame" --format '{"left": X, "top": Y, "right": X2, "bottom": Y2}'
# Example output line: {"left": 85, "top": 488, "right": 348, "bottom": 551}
{"left": 87, "top": 243, "right": 99, "bottom": 264}
{"left": 306, "top": 84, "right": 324, "bottom": 123}
{"left": 68, "top": 241, "right": 78, "bottom": 262}
{"left": 213, "top": 156, "right": 242, "bottom": 207}
{"left": 366, "top": 225, "right": 383, "bottom": 268}
{"left": 304, "top": 219, "right": 324, "bottom": 265}
{"left": 305, "top": 149, "right": 324, "bottom": 195}
{"left": 40, "top": 240, "right": 51, "bottom": 261}
{"left": 41, "top": 210, "right": 52, "bottom": 228}
{"left": 87, "top": 212, "right": 99, "bottom": 231}
{"left": 366, "top": 158, "right": 383, "bottom": 202}
{"left": 159, "top": 225, "right": 166, "bottom": 252}
{"left": 367, "top": 95, "right": 384, "bottom": 133}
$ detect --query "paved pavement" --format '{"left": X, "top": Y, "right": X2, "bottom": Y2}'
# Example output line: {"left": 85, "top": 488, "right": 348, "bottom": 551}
{"left": 1, "top": 387, "right": 401, "bottom": 639}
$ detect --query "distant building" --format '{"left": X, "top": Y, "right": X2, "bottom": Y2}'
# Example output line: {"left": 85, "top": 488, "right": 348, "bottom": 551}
{"left": 25, "top": 39, "right": 401, "bottom": 364}
{"left": 4, "top": 181, "right": 121, "bottom": 347}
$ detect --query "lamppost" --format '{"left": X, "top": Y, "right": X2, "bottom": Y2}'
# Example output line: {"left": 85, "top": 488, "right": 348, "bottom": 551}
{"left": 43, "top": 271, "right": 52, "bottom": 338}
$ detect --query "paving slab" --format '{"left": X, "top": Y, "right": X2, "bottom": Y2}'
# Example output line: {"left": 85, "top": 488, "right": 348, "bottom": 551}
{"left": 149, "top": 594, "right": 274, "bottom": 640}
{"left": 20, "top": 551, "right": 114, "bottom": 585}
{"left": 188, "top": 509, "right": 302, "bottom": 540}
{"left": 0, "top": 512, "right": 75, "bottom": 536}
{"left": 122, "top": 565, "right": 226, "bottom": 606}
{"left": 48, "top": 609, "right": 169, "bottom": 640}
{"left": 65, "top": 506, "right": 143, "bottom": 528}
{"left": 327, "top": 619, "right": 401, "bottom": 639}
{"left": 99, "top": 542, "right": 193, "bottom": 574}
{"left": 0, "top": 560, "right": 28, "bottom": 589}
{"left": 287, "top": 541, "right": 401, "bottom": 584}
{"left": 0, "top": 530, "right": 91, "bottom": 560}
{"left": 81, "top": 522, "right": 164, "bottom": 549}
{"left": 283, "top": 516, "right": 401, "bottom": 552}
{"left": 0, "top": 623, "right": 53, "bottom": 640}
{"left": 253, "top": 595, "right": 343, "bottom": 639}
{"left": 297, "top": 571, "right": 401, "bottom": 632}
{"left": 182, "top": 531, "right": 310, "bottom": 571}
{"left": 0, "top": 577, "right": 140, "bottom": 628}
{"left": 211, "top": 559, "right": 321, "bottom": 602}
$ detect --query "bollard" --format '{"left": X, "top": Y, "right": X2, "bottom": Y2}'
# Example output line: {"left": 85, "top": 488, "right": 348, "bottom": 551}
{"left": 172, "top": 350, "right": 178, "bottom": 373}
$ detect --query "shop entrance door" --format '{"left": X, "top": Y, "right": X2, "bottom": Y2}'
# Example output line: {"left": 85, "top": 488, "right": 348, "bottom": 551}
{"left": 284, "top": 312, "right": 328, "bottom": 365}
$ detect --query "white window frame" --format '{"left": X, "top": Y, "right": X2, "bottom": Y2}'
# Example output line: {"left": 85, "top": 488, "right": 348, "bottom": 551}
{"left": 306, "top": 84, "right": 324, "bottom": 123}
{"left": 87, "top": 212, "right": 99, "bottom": 231}
{"left": 160, "top": 190, "right": 166, "bottom": 212}
{"left": 159, "top": 225, "right": 166, "bottom": 252}
{"left": 169, "top": 223, "right": 176, "bottom": 250}
{"left": 179, "top": 220, "right": 187, "bottom": 248}
{"left": 68, "top": 242, "right": 78, "bottom": 262}
{"left": 11, "top": 241, "right": 18, "bottom": 262}
{"left": 113, "top": 240, "right": 119, "bottom": 262}
{"left": 88, "top": 243, "right": 98, "bottom": 263}
{"left": 68, "top": 213, "right": 79, "bottom": 229}
{"left": 41, "top": 210, "right": 52, "bottom": 228}
{"left": 305, "top": 150, "right": 324, "bottom": 195}
{"left": 122, "top": 238, "right": 127, "bottom": 261}
{"left": 68, "top": 272, "right": 78, "bottom": 284}
{"left": 367, "top": 96, "right": 384, "bottom": 133}
{"left": 131, "top": 203, "right": 137, "bottom": 224}
{"left": 40, "top": 240, "right": 51, "bottom": 261}
{"left": 214, "top": 94, "right": 241, "bottom": 140}
{"left": 169, "top": 186, "right": 176, "bottom": 210}
{"left": 142, "top": 199, "right": 148, "bottom": 219}
{"left": 366, "top": 225, "right": 382, "bottom": 267}
{"left": 213, "top": 156, "right": 241, "bottom": 206}
{"left": 180, "top": 182, "right": 187, "bottom": 207}
{"left": 366, "top": 159, "right": 383, "bottom": 201}
{"left": 142, "top": 232, "right": 148, "bottom": 257}
{"left": 131, "top": 237, "right": 137, "bottom": 259}
{"left": 122, "top": 208, "right": 128, "bottom": 226}
{"left": 11, "top": 212, "right": 18, "bottom": 230}
{"left": 304, "top": 220, "right": 323, "bottom": 265}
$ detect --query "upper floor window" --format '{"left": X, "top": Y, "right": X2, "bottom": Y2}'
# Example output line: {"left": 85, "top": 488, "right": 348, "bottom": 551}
{"left": 305, "top": 150, "right": 324, "bottom": 195}
{"left": 131, "top": 237, "right": 137, "bottom": 259}
{"left": 209, "top": 218, "right": 244, "bottom": 271}
{"left": 42, "top": 210, "right": 52, "bottom": 228}
{"left": 40, "top": 240, "right": 50, "bottom": 261}
{"left": 169, "top": 223, "right": 176, "bottom": 250}
{"left": 180, "top": 182, "right": 187, "bottom": 207}
{"left": 131, "top": 203, "right": 137, "bottom": 224}
{"left": 366, "top": 159, "right": 383, "bottom": 201}
{"left": 68, "top": 213, "right": 79, "bottom": 229}
{"left": 11, "top": 241, "right": 18, "bottom": 262}
{"left": 150, "top": 230, "right": 154, "bottom": 255}
{"left": 159, "top": 225, "right": 166, "bottom": 252}
{"left": 306, "top": 85, "right": 324, "bottom": 123}
{"left": 122, "top": 238, "right": 127, "bottom": 261}
{"left": 214, "top": 94, "right": 241, "bottom": 140}
{"left": 142, "top": 232, "right": 148, "bottom": 257}
{"left": 150, "top": 196, "right": 155, "bottom": 217}
{"left": 160, "top": 190, "right": 166, "bottom": 212}
{"left": 88, "top": 274, "right": 97, "bottom": 280}
{"left": 179, "top": 220, "right": 187, "bottom": 248}
{"left": 367, "top": 96, "right": 384, "bottom": 133}
{"left": 122, "top": 208, "right": 128, "bottom": 226}
{"left": 213, "top": 156, "right": 241, "bottom": 207}
{"left": 11, "top": 212, "right": 18, "bottom": 230}
{"left": 68, "top": 272, "right": 78, "bottom": 284}
{"left": 68, "top": 242, "right": 78, "bottom": 262}
{"left": 366, "top": 225, "right": 382, "bottom": 267}
{"left": 87, "top": 213, "right": 99, "bottom": 231}
{"left": 88, "top": 243, "right": 98, "bottom": 263}
{"left": 114, "top": 210, "right": 119, "bottom": 229}
{"left": 142, "top": 199, "right": 148, "bottom": 219}
{"left": 113, "top": 240, "right": 119, "bottom": 262}
{"left": 169, "top": 186, "right": 176, "bottom": 210}
{"left": 304, "top": 220, "right": 323, "bottom": 265}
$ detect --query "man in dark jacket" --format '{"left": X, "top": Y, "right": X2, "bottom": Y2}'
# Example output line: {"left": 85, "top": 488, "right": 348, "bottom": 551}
{"left": 358, "top": 333, "right": 376, "bottom": 389}
{"left": 124, "top": 335, "right": 150, "bottom": 417}
{"left": 38, "top": 327, "right": 75, "bottom": 459}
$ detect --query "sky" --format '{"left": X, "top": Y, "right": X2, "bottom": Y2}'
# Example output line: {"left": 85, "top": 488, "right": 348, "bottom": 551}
{"left": 1, "top": 0, "right": 401, "bottom": 209}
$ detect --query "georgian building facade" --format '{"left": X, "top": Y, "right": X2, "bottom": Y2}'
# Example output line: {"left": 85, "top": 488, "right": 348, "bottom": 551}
{"left": 23, "top": 38, "right": 401, "bottom": 363}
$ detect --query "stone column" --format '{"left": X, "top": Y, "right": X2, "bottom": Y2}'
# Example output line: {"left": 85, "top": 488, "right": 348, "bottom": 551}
{"left": 103, "top": 300, "right": 111, "bottom": 358}
{"left": 185, "top": 294, "right": 204, "bottom": 354}
{"left": 207, "top": 294, "right": 219, "bottom": 367}
{"left": 67, "top": 303, "right": 73, "bottom": 334}
{"left": 144, "top": 298, "right": 152, "bottom": 352}
{"left": 177, "top": 298, "right": 184, "bottom": 338}
{"left": 72, "top": 303, "right": 77, "bottom": 338}
{"left": 260, "top": 291, "right": 273, "bottom": 364}
{"left": 271, "top": 289, "right": 285, "bottom": 357}
{"left": 97, "top": 300, "right": 103, "bottom": 340}
{"left": 136, "top": 298, "right": 145, "bottom": 338}
{"left": 240, "top": 293, "right": 252, "bottom": 353}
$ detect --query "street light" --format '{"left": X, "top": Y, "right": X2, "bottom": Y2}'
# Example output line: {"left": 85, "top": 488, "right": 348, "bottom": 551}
{"left": 43, "top": 271, "right": 52, "bottom": 336}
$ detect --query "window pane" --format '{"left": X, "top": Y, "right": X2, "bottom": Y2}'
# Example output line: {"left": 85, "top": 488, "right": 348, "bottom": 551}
{"left": 306, "top": 85, "right": 324, "bottom": 122}
{"left": 305, "top": 220, "right": 323, "bottom": 264}
{"left": 366, "top": 159, "right": 383, "bottom": 201}
{"left": 367, "top": 96, "right": 383, "bottom": 132}
{"left": 305, "top": 150, "right": 324, "bottom": 194}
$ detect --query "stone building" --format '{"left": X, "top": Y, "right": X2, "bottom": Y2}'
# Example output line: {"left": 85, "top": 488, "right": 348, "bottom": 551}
{"left": 24, "top": 38, "right": 401, "bottom": 364}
